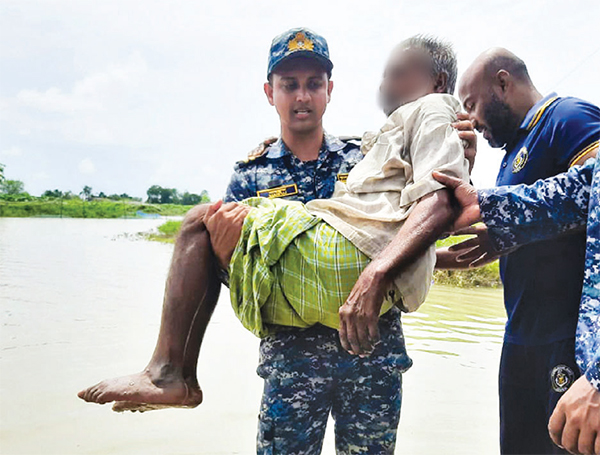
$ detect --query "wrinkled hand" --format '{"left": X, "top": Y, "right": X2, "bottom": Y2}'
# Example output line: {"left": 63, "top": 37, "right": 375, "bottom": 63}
{"left": 339, "top": 264, "right": 387, "bottom": 357}
{"left": 204, "top": 200, "right": 251, "bottom": 270}
{"left": 432, "top": 171, "right": 481, "bottom": 231}
{"left": 453, "top": 112, "right": 477, "bottom": 174}
{"left": 448, "top": 225, "right": 503, "bottom": 267}
{"left": 548, "top": 376, "right": 600, "bottom": 454}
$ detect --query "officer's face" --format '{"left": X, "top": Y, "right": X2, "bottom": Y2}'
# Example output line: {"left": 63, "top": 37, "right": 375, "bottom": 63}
{"left": 459, "top": 71, "right": 521, "bottom": 149}
{"left": 379, "top": 47, "right": 437, "bottom": 116}
{"left": 265, "top": 59, "right": 333, "bottom": 135}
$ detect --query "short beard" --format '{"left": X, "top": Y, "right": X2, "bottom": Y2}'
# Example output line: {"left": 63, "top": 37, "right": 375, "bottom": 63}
{"left": 483, "top": 92, "right": 521, "bottom": 148}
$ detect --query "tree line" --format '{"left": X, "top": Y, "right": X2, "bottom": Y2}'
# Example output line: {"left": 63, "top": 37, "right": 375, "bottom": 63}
{"left": 0, "top": 164, "right": 210, "bottom": 205}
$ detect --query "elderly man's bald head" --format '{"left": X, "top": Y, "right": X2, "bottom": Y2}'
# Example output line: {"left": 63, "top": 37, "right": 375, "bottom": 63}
{"left": 458, "top": 48, "right": 541, "bottom": 148}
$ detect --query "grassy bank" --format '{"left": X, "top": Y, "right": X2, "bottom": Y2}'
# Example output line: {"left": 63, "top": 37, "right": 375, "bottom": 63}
{"left": 145, "top": 220, "right": 183, "bottom": 243}
{"left": 0, "top": 199, "right": 193, "bottom": 218}
{"left": 148, "top": 220, "right": 502, "bottom": 288}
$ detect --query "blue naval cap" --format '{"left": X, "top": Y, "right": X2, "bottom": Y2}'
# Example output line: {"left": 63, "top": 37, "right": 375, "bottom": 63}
{"left": 267, "top": 28, "right": 333, "bottom": 78}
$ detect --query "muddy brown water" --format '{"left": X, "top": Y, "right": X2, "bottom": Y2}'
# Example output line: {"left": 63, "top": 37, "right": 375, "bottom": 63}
{"left": 0, "top": 218, "right": 504, "bottom": 454}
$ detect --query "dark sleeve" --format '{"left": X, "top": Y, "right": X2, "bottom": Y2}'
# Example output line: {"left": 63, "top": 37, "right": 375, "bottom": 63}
{"left": 550, "top": 99, "right": 600, "bottom": 168}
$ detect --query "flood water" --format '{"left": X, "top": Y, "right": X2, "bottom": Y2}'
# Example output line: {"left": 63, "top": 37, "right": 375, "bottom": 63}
{"left": 0, "top": 218, "right": 505, "bottom": 455}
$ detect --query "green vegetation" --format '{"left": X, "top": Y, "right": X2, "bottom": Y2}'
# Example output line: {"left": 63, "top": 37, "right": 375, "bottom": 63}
{"left": 146, "top": 220, "right": 184, "bottom": 242}
{"left": 0, "top": 199, "right": 193, "bottom": 218}
{"left": 146, "top": 185, "right": 209, "bottom": 205}
{"left": 0, "top": 164, "right": 210, "bottom": 219}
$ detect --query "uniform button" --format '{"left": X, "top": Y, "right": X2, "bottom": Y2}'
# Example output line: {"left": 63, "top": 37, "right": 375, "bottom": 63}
{"left": 502, "top": 162, "right": 508, "bottom": 168}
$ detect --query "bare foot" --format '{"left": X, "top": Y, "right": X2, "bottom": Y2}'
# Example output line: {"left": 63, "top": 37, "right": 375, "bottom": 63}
{"left": 111, "top": 400, "right": 198, "bottom": 413}
{"left": 77, "top": 368, "right": 203, "bottom": 412}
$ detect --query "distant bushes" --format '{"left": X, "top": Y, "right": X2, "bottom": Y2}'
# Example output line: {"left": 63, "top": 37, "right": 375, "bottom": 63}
{"left": 0, "top": 199, "right": 193, "bottom": 218}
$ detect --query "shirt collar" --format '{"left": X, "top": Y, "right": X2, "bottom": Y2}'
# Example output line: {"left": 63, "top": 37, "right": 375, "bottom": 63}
{"left": 519, "top": 92, "right": 559, "bottom": 131}
{"left": 265, "top": 131, "right": 345, "bottom": 159}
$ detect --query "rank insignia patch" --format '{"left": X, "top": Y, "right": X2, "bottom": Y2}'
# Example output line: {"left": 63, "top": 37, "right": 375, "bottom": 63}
{"left": 257, "top": 184, "right": 299, "bottom": 199}
{"left": 288, "top": 32, "right": 314, "bottom": 52}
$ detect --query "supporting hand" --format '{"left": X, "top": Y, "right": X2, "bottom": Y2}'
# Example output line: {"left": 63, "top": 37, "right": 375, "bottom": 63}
{"left": 447, "top": 225, "right": 504, "bottom": 267}
{"left": 432, "top": 171, "right": 481, "bottom": 231}
{"left": 548, "top": 376, "right": 600, "bottom": 454}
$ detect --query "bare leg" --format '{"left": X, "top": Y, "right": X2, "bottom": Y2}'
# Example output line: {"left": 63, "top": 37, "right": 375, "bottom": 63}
{"left": 78, "top": 204, "right": 221, "bottom": 412}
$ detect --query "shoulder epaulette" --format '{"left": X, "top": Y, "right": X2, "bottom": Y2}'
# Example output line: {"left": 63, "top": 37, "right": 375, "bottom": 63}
{"left": 241, "top": 136, "right": 278, "bottom": 163}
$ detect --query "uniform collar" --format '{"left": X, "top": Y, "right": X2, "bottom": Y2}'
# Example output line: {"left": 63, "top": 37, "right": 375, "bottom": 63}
{"left": 265, "top": 132, "right": 345, "bottom": 159}
{"left": 519, "top": 92, "right": 560, "bottom": 132}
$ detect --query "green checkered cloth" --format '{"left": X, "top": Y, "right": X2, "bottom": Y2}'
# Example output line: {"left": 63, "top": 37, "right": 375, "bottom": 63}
{"left": 229, "top": 197, "right": 395, "bottom": 338}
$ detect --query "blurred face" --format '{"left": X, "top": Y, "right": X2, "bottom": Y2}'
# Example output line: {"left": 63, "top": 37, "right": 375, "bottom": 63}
{"left": 264, "top": 58, "right": 333, "bottom": 135}
{"left": 459, "top": 72, "right": 521, "bottom": 148}
{"left": 379, "top": 47, "right": 436, "bottom": 116}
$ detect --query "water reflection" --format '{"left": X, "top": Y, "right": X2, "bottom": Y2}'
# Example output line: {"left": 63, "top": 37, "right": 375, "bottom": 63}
{"left": 403, "top": 285, "right": 506, "bottom": 357}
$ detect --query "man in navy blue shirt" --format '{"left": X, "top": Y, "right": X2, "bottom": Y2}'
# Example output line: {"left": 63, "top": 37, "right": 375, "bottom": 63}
{"left": 457, "top": 47, "right": 599, "bottom": 454}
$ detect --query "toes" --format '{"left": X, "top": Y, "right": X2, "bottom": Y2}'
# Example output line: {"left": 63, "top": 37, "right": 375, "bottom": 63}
{"left": 112, "top": 401, "right": 151, "bottom": 413}
{"left": 90, "top": 387, "right": 102, "bottom": 402}
{"left": 82, "top": 387, "right": 95, "bottom": 402}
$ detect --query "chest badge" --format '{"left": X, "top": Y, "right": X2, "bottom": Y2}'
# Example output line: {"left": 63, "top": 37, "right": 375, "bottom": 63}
{"left": 256, "top": 183, "right": 298, "bottom": 199}
{"left": 512, "top": 147, "right": 529, "bottom": 173}
{"left": 337, "top": 173, "right": 349, "bottom": 183}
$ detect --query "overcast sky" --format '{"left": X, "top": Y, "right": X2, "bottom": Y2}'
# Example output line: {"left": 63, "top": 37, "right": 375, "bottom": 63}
{"left": 1, "top": 0, "right": 599, "bottom": 199}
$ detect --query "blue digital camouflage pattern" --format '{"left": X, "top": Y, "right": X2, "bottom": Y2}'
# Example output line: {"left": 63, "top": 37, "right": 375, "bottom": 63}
{"left": 479, "top": 156, "right": 600, "bottom": 390}
{"left": 580, "top": 157, "right": 600, "bottom": 391}
{"left": 223, "top": 133, "right": 363, "bottom": 204}
{"left": 256, "top": 307, "right": 411, "bottom": 455}
{"left": 223, "top": 134, "right": 411, "bottom": 453}
{"left": 267, "top": 27, "right": 333, "bottom": 77}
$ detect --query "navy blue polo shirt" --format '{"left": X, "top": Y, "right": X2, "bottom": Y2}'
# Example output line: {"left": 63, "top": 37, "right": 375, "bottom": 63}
{"left": 496, "top": 93, "right": 600, "bottom": 345}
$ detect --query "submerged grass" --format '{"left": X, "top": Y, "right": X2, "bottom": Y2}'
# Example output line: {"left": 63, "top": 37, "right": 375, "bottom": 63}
{"left": 146, "top": 220, "right": 183, "bottom": 243}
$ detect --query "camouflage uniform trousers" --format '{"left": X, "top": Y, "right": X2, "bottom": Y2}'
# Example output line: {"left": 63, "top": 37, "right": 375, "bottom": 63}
{"left": 256, "top": 306, "right": 412, "bottom": 455}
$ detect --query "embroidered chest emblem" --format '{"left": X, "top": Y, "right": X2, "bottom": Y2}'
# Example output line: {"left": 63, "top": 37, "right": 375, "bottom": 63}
{"left": 512, "top": 147, "right": 529, "bottom": 174}
{"left": 550, "top": 364, "right": 575, "bottom": 393}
